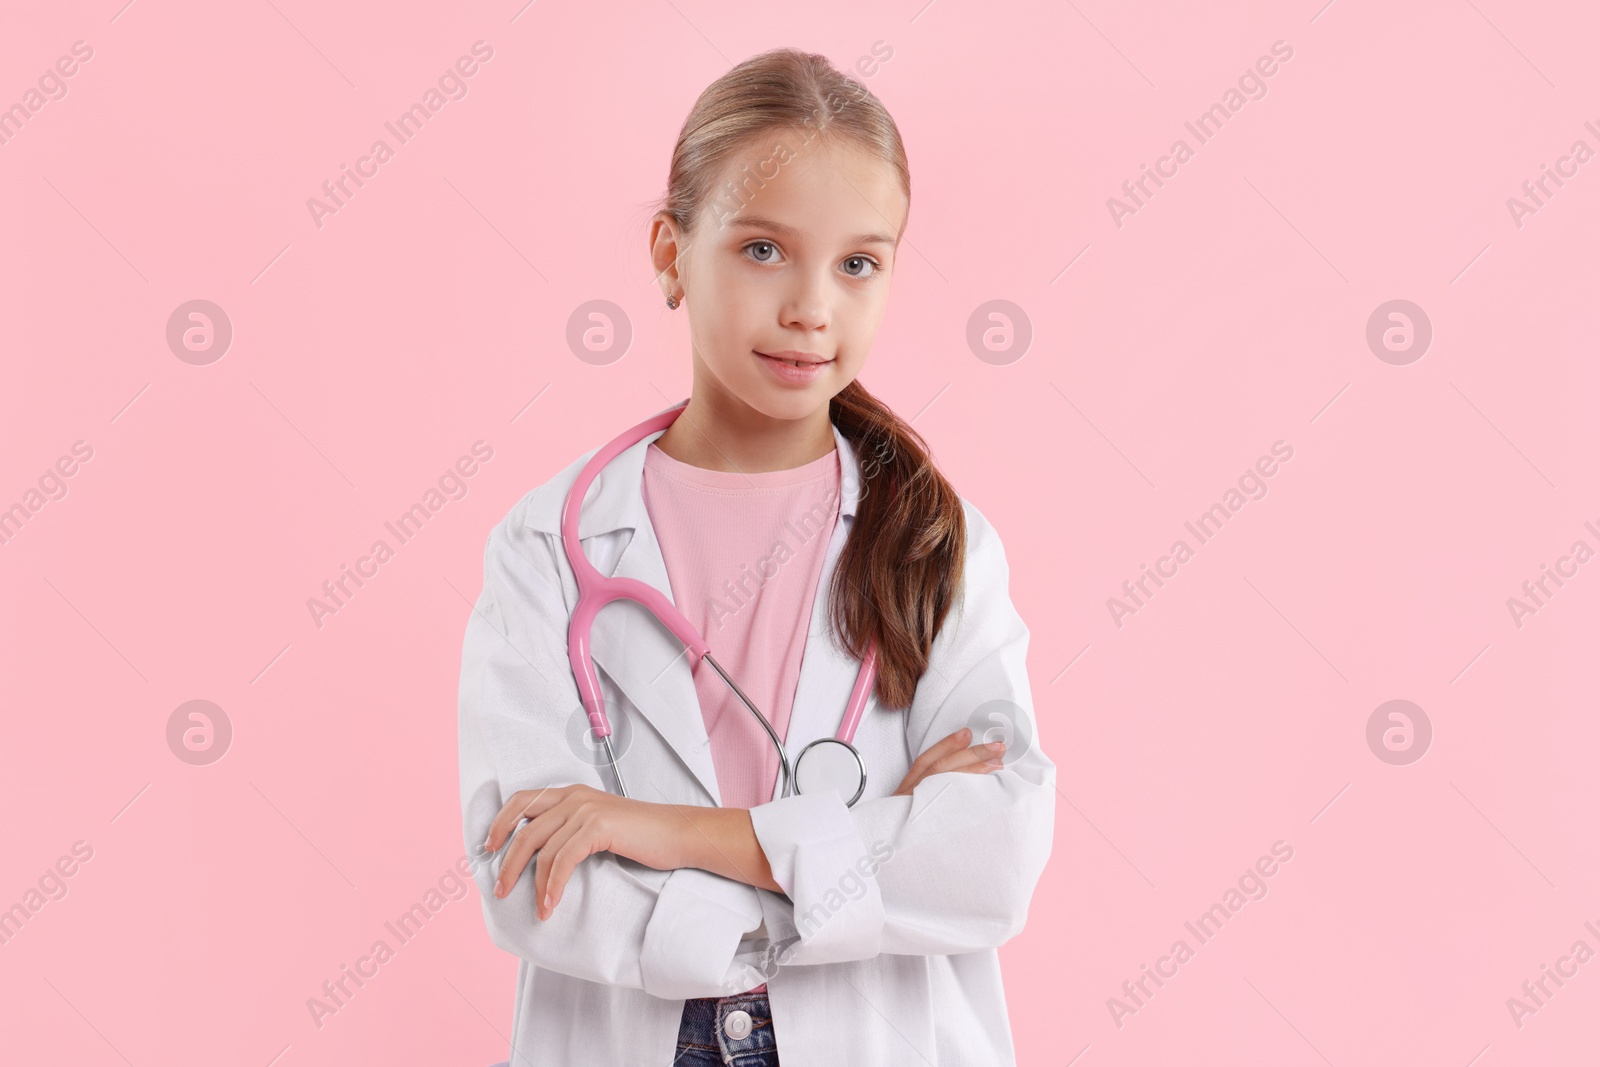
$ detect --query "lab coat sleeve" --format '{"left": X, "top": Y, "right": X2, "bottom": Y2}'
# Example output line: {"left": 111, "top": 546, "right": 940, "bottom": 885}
{"left": 459, "top": 511, "right": 779, "bottom": 998}
{"left": 748, "top": 504, "right": 1057, "bottom": 964}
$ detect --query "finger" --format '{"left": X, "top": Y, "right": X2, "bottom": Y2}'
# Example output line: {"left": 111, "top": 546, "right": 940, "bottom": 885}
{"left": 495, "top": 806, "right": 562, "bottom": 899}
{"left": 534, "top": 814, "right": 596, "bottom": 920}
{"left": 928, "top": 742, "right": 1008, "bottom": 776}
{"left": 493, "top": 785, "right": 565, "bottom": 851}
{"left": 908, "top": 727, "right": 971, "bottom": 774}
{"left": 918, "top": 727, "right": 971, "bottom": 761}
{"left": 970, "top": 739, "right": 1007, "bottom": 766}
{"left": 532, "top": 813, "right": 581, "bottom": 914}
{"left": 898, "top": 730, "right": 971, "bottom": 783}
{"left": 486, "top": 785, "right": 563, "bottom": 852}
{"left": 893, "top": 730, "right": 981, "bottom": 795}
{"left": 926, "top": 751, "right": 992, "bottom": 777}
{"left": 485, "top": 788, "right": 534, "bottom": 853}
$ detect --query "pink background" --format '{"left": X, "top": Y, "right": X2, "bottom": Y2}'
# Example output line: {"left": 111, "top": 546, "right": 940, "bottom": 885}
{"left": 3, "top": 1, "right": 1597, "bottom": 1064}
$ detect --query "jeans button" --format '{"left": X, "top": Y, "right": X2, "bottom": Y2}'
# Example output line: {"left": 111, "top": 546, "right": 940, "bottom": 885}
{"left": 723, "top": 1008, "right": 753, "bottom": 1040}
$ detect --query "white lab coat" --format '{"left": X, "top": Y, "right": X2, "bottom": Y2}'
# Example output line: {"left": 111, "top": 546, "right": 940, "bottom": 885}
{"left": 457, "top": 408, "right": 1056, "bottom": 1066}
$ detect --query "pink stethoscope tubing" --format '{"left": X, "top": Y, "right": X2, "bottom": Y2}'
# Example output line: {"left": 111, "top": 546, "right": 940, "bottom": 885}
{"left": 560, "top": 399, "right": 879, "bottom": 807}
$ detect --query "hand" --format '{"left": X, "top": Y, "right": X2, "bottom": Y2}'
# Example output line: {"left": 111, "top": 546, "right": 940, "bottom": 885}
{"left": 892, "top": 727, "right": 1006, "bottom": 797}
{"left": 483, "top": 784, "right": 687, "bottom": 920}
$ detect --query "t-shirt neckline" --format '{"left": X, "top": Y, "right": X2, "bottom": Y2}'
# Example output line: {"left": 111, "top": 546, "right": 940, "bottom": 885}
{"left": 643, "top": 441, "right": 839, "bottom": 491}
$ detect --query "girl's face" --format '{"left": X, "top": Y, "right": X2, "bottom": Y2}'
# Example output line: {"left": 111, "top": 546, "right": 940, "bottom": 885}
{"left": 655, "top": 135, "right": 908, "bottom": 422}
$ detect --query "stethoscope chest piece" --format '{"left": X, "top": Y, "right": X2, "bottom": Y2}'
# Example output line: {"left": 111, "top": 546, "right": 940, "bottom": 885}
{"left": 793, "top": 737, "right": 868, "bottom": 807}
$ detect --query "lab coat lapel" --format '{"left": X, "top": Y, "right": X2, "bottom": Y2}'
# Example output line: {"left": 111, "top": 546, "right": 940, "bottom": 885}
{"left": 586, "top": 486, "right": 725, "bottom": 809}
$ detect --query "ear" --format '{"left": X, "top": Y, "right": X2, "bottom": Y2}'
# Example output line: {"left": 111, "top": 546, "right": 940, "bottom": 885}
{"left": 648, "top": 212, "right": 688, "bottom": 301}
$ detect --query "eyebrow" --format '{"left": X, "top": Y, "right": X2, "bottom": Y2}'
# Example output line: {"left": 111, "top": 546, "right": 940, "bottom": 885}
{"left": 725, "top": 214, "right": 898, "bottom": 249}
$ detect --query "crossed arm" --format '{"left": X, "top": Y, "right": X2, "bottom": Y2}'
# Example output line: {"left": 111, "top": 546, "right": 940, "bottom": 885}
{"left": 483, "top": 789, "right": 782, "bottom": 917}
{"left": 482, "top": 726, "right": 1006, "bottom": 919}
{"left": 463, "top": 502, "right": 1052, "bottom": 995}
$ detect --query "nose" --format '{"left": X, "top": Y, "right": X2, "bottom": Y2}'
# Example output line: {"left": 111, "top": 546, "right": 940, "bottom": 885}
{"left": 780, "top": 268, "right": 832, "bottom": 332}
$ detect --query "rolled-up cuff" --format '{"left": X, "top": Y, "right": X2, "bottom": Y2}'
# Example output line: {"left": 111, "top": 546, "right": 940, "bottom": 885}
{"left": 639, "top": 866, "right": 768, "bottom": 999}
{"left": 749, "top": 792, "right": 885, "bottom": 965}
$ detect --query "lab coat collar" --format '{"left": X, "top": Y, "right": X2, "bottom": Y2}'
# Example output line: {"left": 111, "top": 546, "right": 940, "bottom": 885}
{"left": 521, "top": 401, "right": 861, "bottom": 539}
{"left": 524, "top": 402, "right": 867, "bottom": 808}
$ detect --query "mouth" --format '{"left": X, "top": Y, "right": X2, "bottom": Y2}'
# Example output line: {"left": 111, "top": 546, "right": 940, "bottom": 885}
{"left": 755, "top": 349, "right": 832, "bottom": 385}
{"left": 756, "top": 350, "right": 832, "bottom": 368}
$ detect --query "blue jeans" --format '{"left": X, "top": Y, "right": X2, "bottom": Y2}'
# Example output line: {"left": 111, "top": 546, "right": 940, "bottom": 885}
{"left": 673, "top": 990, "right": 780, "bottom": 1065}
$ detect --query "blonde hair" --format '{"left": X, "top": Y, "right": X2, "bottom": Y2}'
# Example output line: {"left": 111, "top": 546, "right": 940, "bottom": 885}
{"left": 656, "top": 47, "right": 965, "bottom": 710}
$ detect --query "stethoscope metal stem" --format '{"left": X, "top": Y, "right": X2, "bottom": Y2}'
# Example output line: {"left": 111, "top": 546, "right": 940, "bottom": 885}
{"left": 599, "top": 653, "right": 799, "bottom": 805}
{"left": 602, "top": 734, "right": 629, "bottom": 799}
{"left": 701, "top": 652, "right": 795, "bottom": 802}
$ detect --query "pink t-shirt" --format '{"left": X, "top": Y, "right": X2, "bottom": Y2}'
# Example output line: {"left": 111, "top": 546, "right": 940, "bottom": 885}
{"left": 640, "top": 440, "right": 842, "bottom": 811}
{"left": 640, "top": 440, "right": 842, "bottom": 998}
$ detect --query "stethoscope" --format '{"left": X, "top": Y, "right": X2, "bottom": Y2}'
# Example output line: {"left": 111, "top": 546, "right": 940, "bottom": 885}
{"left": 561, "top": 400, "right": 879, "bottom": 808}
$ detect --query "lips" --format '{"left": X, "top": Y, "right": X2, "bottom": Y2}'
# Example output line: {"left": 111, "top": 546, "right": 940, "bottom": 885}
{"left": 758, "top": 350, "right": 831, "bottom": 367}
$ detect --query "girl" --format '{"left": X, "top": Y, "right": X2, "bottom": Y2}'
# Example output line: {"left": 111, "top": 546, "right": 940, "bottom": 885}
{"left": 459, "top": 47, "right": 1055, "bottom": 1066}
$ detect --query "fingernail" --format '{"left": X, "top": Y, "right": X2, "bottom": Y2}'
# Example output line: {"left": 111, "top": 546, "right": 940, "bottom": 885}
{"left": 962, "top": 727, "right": 972, "bottom": 741}
{"left": 987, "top": 741, "right": 1006, "bottom": 752}
{"left": 984, "top": 758, "right": 1004, "bottom": 768}
{"left": 544, "top": 892, "right": 552, "bottom": 911}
